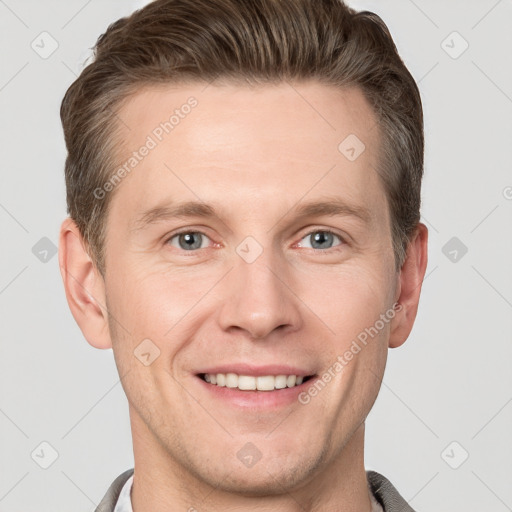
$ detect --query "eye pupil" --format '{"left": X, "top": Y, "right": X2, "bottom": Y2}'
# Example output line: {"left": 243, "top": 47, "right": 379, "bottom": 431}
{"left": 311, "top": 231, "right": 334, "bottom": 249}
{"left": 179, "top": 232, "right": 202, "bottom": 250}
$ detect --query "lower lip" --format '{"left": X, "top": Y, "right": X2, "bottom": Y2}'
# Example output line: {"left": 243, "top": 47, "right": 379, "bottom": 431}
{"left": 195, "top": 376, "right": 316, "bottom": 409}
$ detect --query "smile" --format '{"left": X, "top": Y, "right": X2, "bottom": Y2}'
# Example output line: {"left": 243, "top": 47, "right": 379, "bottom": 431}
{"left": 199, "top": 373, "right": 314, "bottom": 391}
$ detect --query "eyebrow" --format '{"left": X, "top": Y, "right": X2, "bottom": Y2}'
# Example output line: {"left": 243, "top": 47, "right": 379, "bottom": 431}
{"left": 131, "top": 197, "right": 372, "bottom": 233}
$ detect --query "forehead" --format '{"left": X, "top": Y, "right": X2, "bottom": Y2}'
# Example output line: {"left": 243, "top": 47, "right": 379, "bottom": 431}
{"left": 116, "top": 80, "right": 379, "bottom": 157}
{"left": 109, "top": 81, "right": 386, "bottom": 226}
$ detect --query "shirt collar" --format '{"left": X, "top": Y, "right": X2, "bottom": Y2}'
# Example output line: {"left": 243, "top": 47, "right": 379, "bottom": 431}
{"left": 113, "top": 474, "right": 133, "bottom": 512}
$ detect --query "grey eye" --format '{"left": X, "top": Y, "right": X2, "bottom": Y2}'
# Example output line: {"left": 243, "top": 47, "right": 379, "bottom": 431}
{"left": 169, "top": 232, "right": 208, "bottom": 251}
{"left": 299, "top": 231, "right": 342, "bottom": 250}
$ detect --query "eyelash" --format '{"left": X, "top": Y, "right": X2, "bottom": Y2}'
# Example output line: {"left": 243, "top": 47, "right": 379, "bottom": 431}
{"left": 164, "top": 228, "right": 346, "bottom": 253}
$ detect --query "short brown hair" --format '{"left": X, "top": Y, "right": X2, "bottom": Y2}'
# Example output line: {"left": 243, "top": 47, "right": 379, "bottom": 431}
{"left": 61, "top": 0, "right": 423, "bottom": 275}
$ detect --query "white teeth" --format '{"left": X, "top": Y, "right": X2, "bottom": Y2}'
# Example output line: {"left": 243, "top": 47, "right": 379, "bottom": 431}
{"left": 274, "top": 375, "right": 287, "bottom": 389}
{"left": 258, "top": 375, "right": 276, "bottom": 391}
{"left": 225, "top": 373, "right": 238, "bottom": 388}
{"left": 238, "top": 375, "right": 256, "bottom": 390}
{"left": 202, "top": 373, "right": 308, "bottom": 391}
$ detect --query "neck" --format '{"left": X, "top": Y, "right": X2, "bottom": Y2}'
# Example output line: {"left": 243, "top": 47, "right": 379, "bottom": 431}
{"left": 130, "top": 410, "right": 373, "bottom": 512}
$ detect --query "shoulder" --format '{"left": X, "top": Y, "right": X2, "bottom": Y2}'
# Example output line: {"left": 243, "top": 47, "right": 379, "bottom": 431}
{"left": 366, "top": 470, "right": 416, "bottom": 512}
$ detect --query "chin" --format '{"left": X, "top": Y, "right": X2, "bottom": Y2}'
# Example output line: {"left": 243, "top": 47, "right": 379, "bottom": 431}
{"left": 188, "top": 446, "right": 325, "bottom": 497}
{"left": 210, "top": 467, "right": 309, "bottom": 497}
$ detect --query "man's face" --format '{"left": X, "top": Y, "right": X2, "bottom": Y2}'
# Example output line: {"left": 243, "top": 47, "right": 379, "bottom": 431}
{"left": 102, "top": 81, "right": 399, "bottom": 493}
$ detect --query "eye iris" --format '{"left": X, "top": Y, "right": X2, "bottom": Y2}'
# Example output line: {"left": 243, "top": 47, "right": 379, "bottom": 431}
{"left": 179, "top": 232, "right": 202, "bottom": 250}
{"left": 311, "top": 231, "right": 333, "bottom": 249}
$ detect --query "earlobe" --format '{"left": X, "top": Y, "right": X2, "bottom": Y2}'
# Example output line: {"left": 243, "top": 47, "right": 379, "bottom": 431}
{"left": 388, "top": 223, "right": 428, "bottom": 349}
{"left": 58, "top": 218, "right": 112, "bottom": 349}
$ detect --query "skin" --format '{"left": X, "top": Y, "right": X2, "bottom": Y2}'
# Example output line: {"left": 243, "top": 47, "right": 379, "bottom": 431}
{"left": 59, "top": 81, "right": 428, "bottom": 512}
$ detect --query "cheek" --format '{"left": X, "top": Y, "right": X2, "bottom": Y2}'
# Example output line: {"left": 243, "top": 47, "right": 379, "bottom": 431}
{"left": 106, "top": 264, "right": 194, "bottom": 336}
{"left": 106, "top": 284, "right": 173, "bottom": 416}
{"left": 106, "top": 266, "right": 215, "bottom": 385}
{"left": 309, "top": 263, "right": 394, "bottom": 342}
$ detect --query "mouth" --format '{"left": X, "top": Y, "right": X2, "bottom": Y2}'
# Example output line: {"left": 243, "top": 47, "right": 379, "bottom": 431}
{"left": 193, "top": 365, "right": 319, "bottom": 409}
{"left": 197, "top": 372, "right": 316, "bottom": 391}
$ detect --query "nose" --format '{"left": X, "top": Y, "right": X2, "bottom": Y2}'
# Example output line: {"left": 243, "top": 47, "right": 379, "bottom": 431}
{"left": 216, "top": 247, "right": 303, "bottom": 340}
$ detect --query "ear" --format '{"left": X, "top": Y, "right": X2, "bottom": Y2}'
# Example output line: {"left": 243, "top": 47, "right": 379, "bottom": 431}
{"left": 388, "top": 223, "right": 428, "bottom": 349}
{"left": 58, "top": 218, "right": 112, "bottom": 349}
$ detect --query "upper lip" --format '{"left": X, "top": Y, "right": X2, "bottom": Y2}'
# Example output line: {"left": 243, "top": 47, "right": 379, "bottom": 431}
{"left": 195, "top": 363, "right": 316, "bottom": 377}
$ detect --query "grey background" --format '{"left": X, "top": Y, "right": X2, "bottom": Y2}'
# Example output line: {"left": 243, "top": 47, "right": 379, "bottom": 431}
{"left": 1, "top": 0, "right": 511, "bottom": 510}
